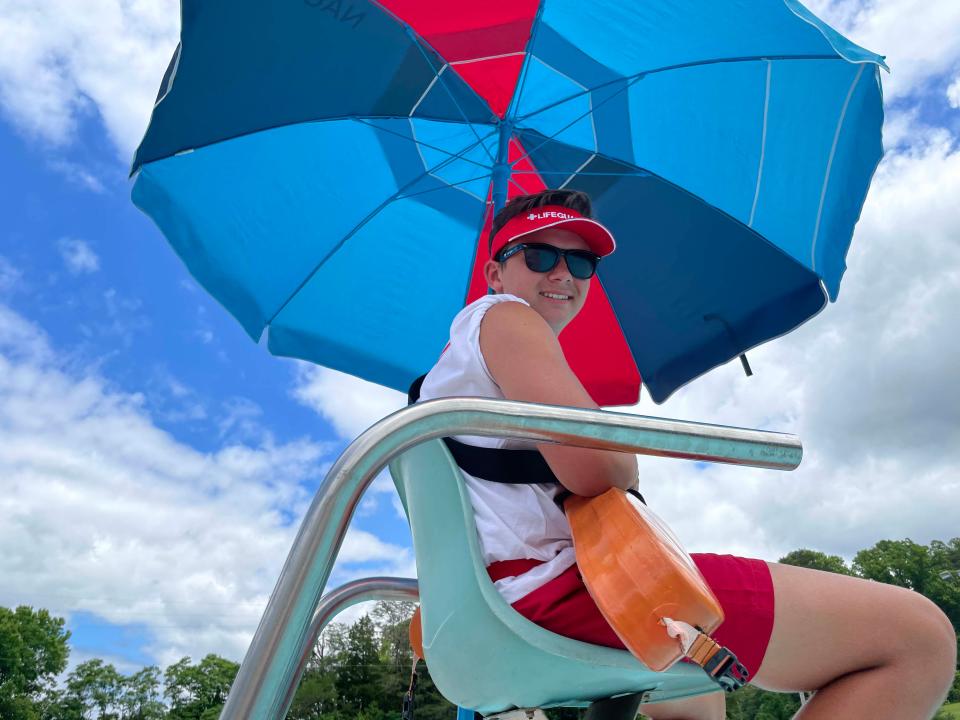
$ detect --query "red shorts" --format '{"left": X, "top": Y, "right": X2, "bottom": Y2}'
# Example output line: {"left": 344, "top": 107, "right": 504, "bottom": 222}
{"left": 488, "top": 553, "right": 774, "bottom": 681}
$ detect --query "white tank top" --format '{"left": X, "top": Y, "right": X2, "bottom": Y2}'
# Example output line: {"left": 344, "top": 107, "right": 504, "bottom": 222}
{"left": 419, "top": 293, "right": 576, "bottom": 604}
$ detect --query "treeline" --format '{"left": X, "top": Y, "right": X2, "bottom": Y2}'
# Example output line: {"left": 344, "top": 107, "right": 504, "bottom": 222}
{"left": 0, "top": 601, "right": 450, "bottom": 720}
{"left": 1, "top": 537, "right": 958, "bottom": 720}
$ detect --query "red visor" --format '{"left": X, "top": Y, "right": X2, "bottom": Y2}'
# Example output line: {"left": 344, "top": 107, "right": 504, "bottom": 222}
{"left": 490, "top": 205, "right": 616, "bottom": 259}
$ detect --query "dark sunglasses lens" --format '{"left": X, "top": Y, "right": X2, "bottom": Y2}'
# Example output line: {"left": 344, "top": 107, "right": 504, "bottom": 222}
{"left": 566, "top": 252, "right": 598, "bottom": 279}
{"left": 522, "top": 246, "right": 560, "bottom": 273}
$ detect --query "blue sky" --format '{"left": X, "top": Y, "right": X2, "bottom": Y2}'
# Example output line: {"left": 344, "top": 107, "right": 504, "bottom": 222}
{"left": 1, "top": 0, "right": 959, "bottom": 676}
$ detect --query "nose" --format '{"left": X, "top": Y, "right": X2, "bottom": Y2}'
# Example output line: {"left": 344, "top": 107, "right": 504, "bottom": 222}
{"left": 546, "top": 255, "right": 574, "bottom": 282}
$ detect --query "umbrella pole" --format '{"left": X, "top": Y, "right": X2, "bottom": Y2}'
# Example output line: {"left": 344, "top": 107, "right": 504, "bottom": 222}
{"left": 492, "top": 120, "right": 514, "bottom": 214}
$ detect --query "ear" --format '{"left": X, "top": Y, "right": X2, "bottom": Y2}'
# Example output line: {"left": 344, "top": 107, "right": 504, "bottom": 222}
{"left": 483, "top": 259, "right": 504, "bottom": 293}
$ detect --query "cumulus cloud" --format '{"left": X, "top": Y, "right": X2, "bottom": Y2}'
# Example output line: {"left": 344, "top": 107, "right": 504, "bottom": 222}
{"left": 0, "top": 255, "right": 22, "bottom": 295}
{"left": 291, "top": 364, "right": 407, "bottom": 440}
{"left": 948, "top": 76, "right": 960, "bottom": 109}
{"left": 57, "top": 237, "right": 100, "bottom": 274}
{"left": 47, "top": 159, "right": 107, "bottom": 194}
{"left": 290, "top": 366, "right": 412, "bottom": 521}
{"left": 0, "top": 305, "right": 411, "bottom": 666}
{"left": 0, "top": 0, "right": 179, "bottom": 156}
{"left": 803, "top": 0, "right": 960, "bottom": 103}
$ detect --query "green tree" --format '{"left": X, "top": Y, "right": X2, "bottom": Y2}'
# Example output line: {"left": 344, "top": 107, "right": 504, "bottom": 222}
{"left": 288, "top": 626, "right": 339, "bottom": 720}
{"left": 853, "top": 539, "right": 936, "bottom": 592}
{"left": 724, "top": 685, "right": 800, "bottom": 720}
{"left": 164, "top": 654, "right": 239, "bottom": 720}
{"left": 854, "top": 537, "right": 960, "bottom": 638}
{"left": 64, "top": 659, "right": 124, "bottom": 719}
{"left": 335, "top": 615, "right": 383, "bottom": 717}
{"left": 778, "top": 549, "right": 852, "bottom": 575}
{"left": 0, "top": 606, "right": 71, "bottom": 720}
{"left": 121, "top": 666, "right": 165, "bottom": 720}
{"left": 369, "top": 602, "right": 454, "bottom": 720}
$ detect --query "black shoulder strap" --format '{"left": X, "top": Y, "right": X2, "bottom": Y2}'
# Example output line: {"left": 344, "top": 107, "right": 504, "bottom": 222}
{"left": 408, "top": 374, "right": 559, "bottom": 485}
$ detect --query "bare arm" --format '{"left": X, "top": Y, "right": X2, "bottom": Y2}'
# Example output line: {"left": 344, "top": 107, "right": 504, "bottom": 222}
{"left": 479, "top": 301, "right": 638, "bottom": 497}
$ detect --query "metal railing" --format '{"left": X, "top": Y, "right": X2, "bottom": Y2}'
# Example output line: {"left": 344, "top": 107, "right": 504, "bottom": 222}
{"left": 220, "top": 397, "right": 803, "bottom": 719}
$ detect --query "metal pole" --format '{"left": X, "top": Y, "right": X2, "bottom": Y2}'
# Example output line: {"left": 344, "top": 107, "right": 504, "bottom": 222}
{"left": 491, "top": 119, "right": 514, "bottom": 214}
{"left": 220, "top": 397, "right": 802, "bottom": 720}
{"left": 276, "top": 577, "right": 418, "bottom": 716}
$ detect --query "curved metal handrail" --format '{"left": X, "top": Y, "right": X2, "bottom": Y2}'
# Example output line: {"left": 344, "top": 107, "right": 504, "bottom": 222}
{"left": 220, "top": 397, "right": 802, "bottom": 720}
{"left": 277, "top": 577, "right": 419, "bottom": 716}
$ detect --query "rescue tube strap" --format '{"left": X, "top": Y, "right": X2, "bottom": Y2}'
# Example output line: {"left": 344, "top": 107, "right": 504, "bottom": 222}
{"left": 401, "top": 658, "right": 419, "bottom": 720}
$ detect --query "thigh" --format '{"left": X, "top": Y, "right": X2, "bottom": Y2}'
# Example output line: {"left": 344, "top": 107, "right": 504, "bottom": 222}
{"left": 751, "top": 561, "right": 946, "bottom": 692}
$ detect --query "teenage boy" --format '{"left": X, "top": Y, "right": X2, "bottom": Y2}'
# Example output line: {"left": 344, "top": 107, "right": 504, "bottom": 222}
{"left": 418, "top": 189, "right": 956, "bottom": 720}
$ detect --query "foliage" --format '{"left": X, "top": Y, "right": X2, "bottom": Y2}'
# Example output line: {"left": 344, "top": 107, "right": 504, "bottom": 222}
{"left": 722, "top": 685, "right": 800, "bottom": 720}
{"left": 935, "top": 702, "right": 960, "bottom": 720}
{"left": 0, "top": 606, "right": 70, "bottom": 720}
{"left": 164, "top": 655, "right": 239, "bottom": 720}
{"left": 778, "top": 548, "right": 852, "bottom": 575}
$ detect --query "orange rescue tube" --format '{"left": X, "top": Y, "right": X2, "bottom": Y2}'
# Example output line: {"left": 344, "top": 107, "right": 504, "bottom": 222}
{"left": 409, "top": 606, "right": 425, "bottom": 660}
{"left": 565, "top": 488, "right": 724, "bottom": 671}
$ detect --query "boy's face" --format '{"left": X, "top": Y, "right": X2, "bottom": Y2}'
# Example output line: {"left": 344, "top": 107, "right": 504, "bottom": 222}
{"left": 484, "top": 228, "right": 592, "bottom": 334}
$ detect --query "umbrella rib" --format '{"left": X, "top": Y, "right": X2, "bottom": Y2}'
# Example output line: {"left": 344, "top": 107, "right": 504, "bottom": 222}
{"left": 133, "top": 114, "right": 489, "bottom": 175}
{"left": 515, "top": 142, "right": 655, "bottom": 182}
{"left": 505, "top": 0, "right": 548, "bottom": 120}
{"left": 511, "top": 170, "right": 648, "bottom": 177}
{"left": 404, "top": 37, "right": 496, "bottom": 162}
{"left": 515, "top": 53, "right": 843, "bottom": 125}
{"left": 265, "top": 131, "right": 497, "bottom": 326}
{"left": 749, "top": 61, "right": 773, "bottom": 228}
{"left": 811, "top": 62, "right": 865, "bottom": 271}
{"left": 353, "top": 118, "right": 492, "bottom": 173}
{"left": 510, "top": 74, "right": 645, "bottom": 169}
{"left": 367, "top": 0, "right": 496, "bottom": 163}
{"left": 398, "top": 173, "right": 494, "bottom": 201}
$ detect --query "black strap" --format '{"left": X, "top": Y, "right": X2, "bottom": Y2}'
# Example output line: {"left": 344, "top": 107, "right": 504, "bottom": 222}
{"left": 443, "top": 436, "right": 559, "bottom": 485}
{"left": 408, "top": 374, "right": 644, "bottom": 504}
{"left": 409, "top": 374, "right": 560, "bottom": 485}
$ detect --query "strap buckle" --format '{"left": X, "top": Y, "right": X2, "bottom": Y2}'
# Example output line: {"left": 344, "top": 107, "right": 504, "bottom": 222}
{"left": 702, "top": 646, "right": 749, "bottom": 692}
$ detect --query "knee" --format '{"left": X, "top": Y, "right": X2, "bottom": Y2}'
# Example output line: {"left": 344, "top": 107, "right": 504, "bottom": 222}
{"left": 897, "top": 592, "right": 956, "bottom": 687}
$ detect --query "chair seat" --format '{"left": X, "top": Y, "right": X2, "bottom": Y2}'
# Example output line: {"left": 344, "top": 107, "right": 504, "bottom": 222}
{"left": 389, "top": 438, "right": 720, "bottom": 713}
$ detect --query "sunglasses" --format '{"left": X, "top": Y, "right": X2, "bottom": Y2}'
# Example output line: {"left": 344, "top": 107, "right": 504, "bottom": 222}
{"left": 496, "top": 243, "right": 600, "bottom": 280}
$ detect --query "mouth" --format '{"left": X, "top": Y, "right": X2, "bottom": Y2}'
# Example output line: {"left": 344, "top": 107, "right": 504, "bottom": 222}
{"left": 539, "top": 291, "right": 574, "bottom": 301}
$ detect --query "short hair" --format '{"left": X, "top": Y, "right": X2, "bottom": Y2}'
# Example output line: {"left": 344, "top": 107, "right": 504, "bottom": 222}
{"left": 488, "top": 189, "right": 593, "bottom": 255}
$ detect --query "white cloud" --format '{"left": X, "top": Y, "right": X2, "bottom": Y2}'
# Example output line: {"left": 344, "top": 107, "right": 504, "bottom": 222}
{"left": 0, "top": 305, "right": 411, "bottom": 666}
{"left": 948, "top": 76, "right": 960, "bottom": 109}
{"left": 0, "top": 0, "right": 179, "bottom": 156}
{"left": 291, "top": 364, "right": 407, "bottom": 441}
{"left": 627, "top": 130, "right": 960, "bottom": 561}
{"left": 58, "top": 237, "right": 100, "bottom": 274}
{"left": 0, "top": 255, "right": 22, "bottom": 295}
{"left": 47, "top": 159, "right": 107, "bottom": 194}
{"left": 802, "top": 0, "right": 960, "bottom": 103}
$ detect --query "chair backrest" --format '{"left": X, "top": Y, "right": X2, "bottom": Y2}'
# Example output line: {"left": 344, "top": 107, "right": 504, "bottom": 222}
{"left": 389, "top": 439, "right": 719, "bottom": 713}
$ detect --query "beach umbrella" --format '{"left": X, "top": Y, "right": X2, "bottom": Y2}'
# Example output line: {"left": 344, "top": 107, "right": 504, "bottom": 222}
{"left": 131, "top": 0, "right": 885, "bottom": 405}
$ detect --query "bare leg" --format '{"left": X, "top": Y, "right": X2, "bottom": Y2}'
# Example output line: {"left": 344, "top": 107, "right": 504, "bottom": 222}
{"left": 640, "top": 691, "right": 724, "bottom": 720}
{"left": 752, "top": 562, "right": 956, "bottom": 719}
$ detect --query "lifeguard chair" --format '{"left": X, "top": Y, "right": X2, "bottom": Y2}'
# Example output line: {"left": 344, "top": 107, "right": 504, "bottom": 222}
{"left": 217, "top": 397, "right": 801, "bottom": 719}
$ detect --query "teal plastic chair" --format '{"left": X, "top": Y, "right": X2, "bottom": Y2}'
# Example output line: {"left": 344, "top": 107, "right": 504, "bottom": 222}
{"left": 390, "top": 438, "right": 721, "bottom": 713}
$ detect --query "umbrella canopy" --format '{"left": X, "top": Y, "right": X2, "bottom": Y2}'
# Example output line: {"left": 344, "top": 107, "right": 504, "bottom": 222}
{"left": 131, "top": 0, "right": 886, "bottom": 405}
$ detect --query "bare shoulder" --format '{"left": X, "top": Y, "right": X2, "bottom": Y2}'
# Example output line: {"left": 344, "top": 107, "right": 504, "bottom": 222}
{"left": 479, "top": 301, "right": 562, "bottom": 370}
{"left": 479, "top": 299, "right": 593, "bottom": 408}
{"left": 481, "top": 300, "right": 555, "bottom": 342}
